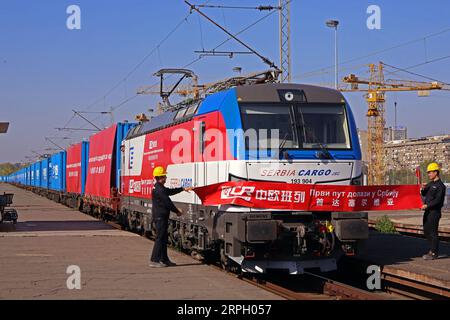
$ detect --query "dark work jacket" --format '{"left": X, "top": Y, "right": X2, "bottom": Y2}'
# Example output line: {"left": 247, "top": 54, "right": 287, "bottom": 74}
{"left": 151, "top": 182, "right": 184, "bottom": 219}
{"left": 421, "top": 179, "right": 446, "bottom": 214}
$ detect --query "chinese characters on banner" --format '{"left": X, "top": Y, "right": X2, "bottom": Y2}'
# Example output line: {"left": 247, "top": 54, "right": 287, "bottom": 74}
{"left": 193, "top": 181, "right": 422, "bottom": 212}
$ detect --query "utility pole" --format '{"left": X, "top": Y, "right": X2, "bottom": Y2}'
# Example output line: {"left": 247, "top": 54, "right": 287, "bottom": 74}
{"left": 186, "top": 1, "right": 288, "bottom": 80}
{"left": 394, "top": 101, "right": 398, "bottom": 129}
{"left": 279, "top": 0, "right": 291, "bottom": 83}
{"left": 326, "top": 19, "right": 339, "bottom": 89}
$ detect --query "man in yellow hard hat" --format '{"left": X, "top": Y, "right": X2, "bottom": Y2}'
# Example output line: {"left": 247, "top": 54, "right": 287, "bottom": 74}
{"left": 149, "top": 166, "right": 193, "bottom": 268}
{"left": 420, "top": 162, "right": 446, "bottom": 260}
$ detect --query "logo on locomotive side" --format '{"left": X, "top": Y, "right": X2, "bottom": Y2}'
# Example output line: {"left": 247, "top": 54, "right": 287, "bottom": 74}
{"left": 298, "top": 169, "right": 333, "bottom": 176}
{"left": 180, "top": 178, "right": 193, "bottom": 188}
{"left": 221, "top": 186, "right": 256, "bottom": 202}
{"left": 149, "top": 140, "right": 158, "bottom": 150}
{"left": 129, "top": 179, "right": 142, "bottom": 194}
{"left": 260, "top": 169, "right": 339, "bottom": 177}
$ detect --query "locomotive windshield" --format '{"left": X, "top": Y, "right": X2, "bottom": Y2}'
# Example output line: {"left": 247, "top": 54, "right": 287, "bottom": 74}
{"left": 240, "top": 103, "right": 351, "bottom": 150}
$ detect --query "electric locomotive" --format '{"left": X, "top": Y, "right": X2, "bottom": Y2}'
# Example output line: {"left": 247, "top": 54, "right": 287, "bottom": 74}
{"left": 120, "top": 70, "right": 368, "bottom": 274}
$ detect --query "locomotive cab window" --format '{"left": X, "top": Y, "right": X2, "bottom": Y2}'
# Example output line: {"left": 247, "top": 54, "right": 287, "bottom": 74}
{"left": 297, "top": 104, "right": 351, "bottom": 150}
{"left": 175, "top": 108, "right": 187, "bottom": 120}
{"left": 240, "top": 103, "right": 351, "bottom": 150}
{"left": 184, "top": 102, "right": 200, "bottom": 117}
{"left": 240, "top": 104, "right": 298, "bottom": 150}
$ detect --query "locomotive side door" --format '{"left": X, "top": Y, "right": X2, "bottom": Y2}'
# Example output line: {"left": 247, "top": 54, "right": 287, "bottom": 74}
{"left": 195, "top": 113, "right": 221, "bottom": 190}
{"left": 195, "top": 119, "right": 207, "bottom": 197}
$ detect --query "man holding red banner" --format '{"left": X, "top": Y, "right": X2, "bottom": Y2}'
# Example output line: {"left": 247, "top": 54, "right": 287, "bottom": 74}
{"left": 421, "top": 163, "right": 447, "bottom": 260}
{"left": 149, "top": 166, "right": 193, "bottom": 268}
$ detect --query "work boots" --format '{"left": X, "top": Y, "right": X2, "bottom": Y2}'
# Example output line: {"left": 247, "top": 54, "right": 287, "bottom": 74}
{"left": 422, "top": 252, "right": 438, "bottom": 260}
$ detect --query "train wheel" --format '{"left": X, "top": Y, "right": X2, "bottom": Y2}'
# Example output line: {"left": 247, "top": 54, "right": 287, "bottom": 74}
{"left": 168, "top": 223, "right": 175, "bottom": 246}
{"left": 127, "top": 212, "right": 135, "bottom": 231}
{"left": 77, "top": 198, "right": 83, "bottom": 211}
{"left": 220, "top": 248, "right": 230, "bottom": 271}
{"left": 138, "top": 214, "right": 145, "bottom": 235}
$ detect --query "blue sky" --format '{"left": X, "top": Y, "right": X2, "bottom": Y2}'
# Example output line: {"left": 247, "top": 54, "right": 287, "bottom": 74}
{"left": 1, "top": 0, "right": 450, "bottom": 162}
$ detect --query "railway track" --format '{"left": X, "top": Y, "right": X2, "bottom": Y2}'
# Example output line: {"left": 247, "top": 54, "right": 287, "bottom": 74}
{"left": 337, "top": 257, "right": 450, "bottom": 300}
{"left": 381, "top": 269, "right": 450, "bottom": 300}
{"left": 240, "top": 271, "right": 385, "bottom": 300}
{"left": 102, "top": 216, "right": 387, "bottom": 300}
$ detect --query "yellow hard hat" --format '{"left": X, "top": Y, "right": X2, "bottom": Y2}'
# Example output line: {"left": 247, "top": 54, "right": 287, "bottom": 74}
{"left": 153, "top": 166, "right": 167, "bottom": 177}
{"left": 427, "top": 162, "right": 440, "bottom": 172}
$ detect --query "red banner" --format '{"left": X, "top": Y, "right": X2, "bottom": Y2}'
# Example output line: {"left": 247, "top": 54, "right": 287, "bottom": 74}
{"left": 85, "top": 124, "right": 117, "bottom": 199}
{"left": 193, "top": 181, "right": 422, "bottom": 212}
{"left": 66, "top": 143, "right": 82, "bottom": 194}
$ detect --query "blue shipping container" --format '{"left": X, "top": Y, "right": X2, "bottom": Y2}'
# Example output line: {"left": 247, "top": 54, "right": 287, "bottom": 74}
{"left": 40, "top": 158, "right": 49, "bottom": 189}
{"left": 49, "top": 152, "right": 66, "bottom": 192}
{"left": 34, "top": 162, "right": 42, "bottom": 187}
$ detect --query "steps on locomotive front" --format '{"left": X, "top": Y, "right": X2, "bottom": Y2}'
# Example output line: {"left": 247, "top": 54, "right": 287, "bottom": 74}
{"left": 0, "top": 184, "right": 282, "bottom": 300}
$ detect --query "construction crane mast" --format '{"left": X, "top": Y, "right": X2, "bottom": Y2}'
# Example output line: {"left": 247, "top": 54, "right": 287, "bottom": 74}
{"left": 342, "top": 62, "right": 444, "bottom": 185}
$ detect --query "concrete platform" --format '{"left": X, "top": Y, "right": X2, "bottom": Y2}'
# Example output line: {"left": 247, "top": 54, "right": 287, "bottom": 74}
{"left": 0, "top": 184, "right": 282, "bottom": 300}
{"left": 357, "top": 230, "right": 450, "bottom": 295}
{"left": 369, "top": 210, "right": 450, "bottom": 237}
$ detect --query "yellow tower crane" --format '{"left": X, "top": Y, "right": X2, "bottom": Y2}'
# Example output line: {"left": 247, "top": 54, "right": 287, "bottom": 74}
{"left": 341, "top": 62, "right": 444, "bottom": 185}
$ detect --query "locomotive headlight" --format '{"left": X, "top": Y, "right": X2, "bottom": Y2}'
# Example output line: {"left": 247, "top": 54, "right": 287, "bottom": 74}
{"left": 284, "top": 92, "right": 294, "bottom": 101}
{"left": 350, "top": 175, "right": 363, "bottom": 185}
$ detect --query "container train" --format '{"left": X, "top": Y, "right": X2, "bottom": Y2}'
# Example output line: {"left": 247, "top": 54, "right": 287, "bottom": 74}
{"left": 2, "top": 81, "right": 368, "bottom": 274}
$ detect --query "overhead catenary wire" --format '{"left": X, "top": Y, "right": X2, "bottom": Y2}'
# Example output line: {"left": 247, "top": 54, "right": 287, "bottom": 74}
{"left": 185, "top": 1, "right": 279, "bottom": 70}
{"left": 296, "top": 26, "right": 450, "bottom": 79}
{"left": 103, "top": 9, "right": 280, "bottom": 117}
{"left": 48, "top": 0, "right": 283, "bottom": 152}
{"left": 382, "top": 56, "right": 450, "bottom": 85}
{"left": 85, "top": 13, "right": 193, "bottom": 111}
{"left": 57, "top": 0, "right": 215, "bottom": 135}
{"left": 194, "top": 4, "right": 280, "bottom": 11}
{"left": 50, "top": 0, "right": 215, "bottom": 152}
{"left": 133, "top": 10, "right": 282, "bottom": 100}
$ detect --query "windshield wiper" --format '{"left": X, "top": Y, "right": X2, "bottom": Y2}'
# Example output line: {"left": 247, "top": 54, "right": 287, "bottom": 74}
{"left": 276, "top": 132, "right": 289, "bottom": 159}
{"left": 296, "top": 106, "right": 333, "bottom": 160}
{"left": 315, "top": 143, "right": 333, "bottom": 159}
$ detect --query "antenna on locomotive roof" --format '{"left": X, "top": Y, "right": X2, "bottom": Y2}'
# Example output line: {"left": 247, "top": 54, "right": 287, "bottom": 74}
{"left": 185, "top": 1, "right": 280, "bottom": 73}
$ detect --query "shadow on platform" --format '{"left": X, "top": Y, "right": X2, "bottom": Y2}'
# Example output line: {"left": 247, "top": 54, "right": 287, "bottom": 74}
{"left": 0, "top": 220, "right": 115, "bottom": 233}
{"left": 359, "top": 231, "right": 450, "bottom": 265}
